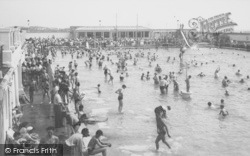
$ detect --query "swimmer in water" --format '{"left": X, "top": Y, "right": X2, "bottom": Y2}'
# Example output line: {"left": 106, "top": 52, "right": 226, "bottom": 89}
{"left": 120, "top": 73, "right": 124, "bottom": 81}
{"left": 239, "top": 78, "right": 245, "bottom": 83}
{"left": 173, "top": 78, "right": 179, "bottom": 92}
{"left": 178, "top": 69, "right": 183, "bottom": 74}
{"left": 185, "top": 75, "right": 191, "bottom": 92}
{"left": 197, "top": 72, "right": 205, "bottom": 77}
{"left": 97, "top": 84, "right": 101, "bottom": 94}
{"left": 146, "top": 71, "right": 150, "bottom": 80}
{"left": 153, "top": 73, "right": 159, "bottom": 85}
{"left": 222, "top": 76, "right": 229, "bottom": 87}
{"left": 141, "top": 73, "right": 145, "bottom": 80}
{"left": 225, "top": 90, "right": 229, "bottom": 96}
{"left": 236, "top": 70, "right": 242, "bottom": 76}
{"left": 214, "top": 67, "right": 220, "bottom": 78}
{"left": 219, "top": 105, "right": 229, "bottom": 116}
{"left": 247, "top": 75, "right": 249, "bottom": 79}
{"left": 126, "top": 72, "right": 129, "bottom": 77}
{"left": 154, "top": 106, "right": 171, "bottom": 150}
{"left": 207, "top": 102, "right": 216, "bottom": 109}
{"left": 108, "top": 73, "right": 114, "bottom": 84}
{"left": 115, "top": 85, "right": 126, "bottom": 113}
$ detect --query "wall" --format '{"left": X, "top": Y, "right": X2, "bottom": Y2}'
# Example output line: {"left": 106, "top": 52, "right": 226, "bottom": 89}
{"left": 25, "top": 32, "right": 70, "bottom": 39}
{"left": 228, "top": 33, "right": 250, "bottom": 42}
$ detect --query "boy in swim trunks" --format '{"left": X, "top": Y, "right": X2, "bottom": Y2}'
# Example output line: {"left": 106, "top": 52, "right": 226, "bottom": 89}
{"left": 87, "top": 130, "right": 111, "bottom": 156}
{"left": 115, "top": 85, "right": 126, "bottom": 113}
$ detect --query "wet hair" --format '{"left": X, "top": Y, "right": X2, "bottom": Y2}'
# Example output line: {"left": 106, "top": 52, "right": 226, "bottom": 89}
{"left": 97, "top": 84, "right": 100, "bottom": 87}
{"left": 122, "top": 84, "right": 126, "bottom": 88}
{"left": 96, "top": 130, "right": 103, "bottom": 137}
{"left": 208, "top": 102, "right": 212, "bottom": 106}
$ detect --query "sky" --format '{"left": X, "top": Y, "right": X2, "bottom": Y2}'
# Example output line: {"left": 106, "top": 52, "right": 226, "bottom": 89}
{"left": 0, "top": 0, "right": 249, "bottom": 31}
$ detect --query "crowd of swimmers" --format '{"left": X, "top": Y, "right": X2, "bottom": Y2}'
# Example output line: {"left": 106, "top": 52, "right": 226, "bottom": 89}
{"left": 17, "top": 37, "right": 250, "bottom": 154}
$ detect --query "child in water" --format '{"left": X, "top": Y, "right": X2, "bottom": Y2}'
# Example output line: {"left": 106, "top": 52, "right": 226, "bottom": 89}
{"left": 219, "top": 105, "right": 229, "bottom": 116}
{"left": 97, "top": 84, "right": 101, "bottom": 94}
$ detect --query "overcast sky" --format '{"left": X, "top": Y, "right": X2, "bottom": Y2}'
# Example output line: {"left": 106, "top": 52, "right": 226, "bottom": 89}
{"left": 0, "top": 0, "right": 249, "bottom": 31}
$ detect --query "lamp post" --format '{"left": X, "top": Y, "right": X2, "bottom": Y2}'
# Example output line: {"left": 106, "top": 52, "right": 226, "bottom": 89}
{"left": 27, "top": 20, "right": 30, "bottom": 32}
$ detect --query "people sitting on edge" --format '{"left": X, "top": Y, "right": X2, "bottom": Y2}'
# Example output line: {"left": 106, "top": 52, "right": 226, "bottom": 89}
{"left": 87, "top": 130, "right": 112, "bottom": 156}
{"left": 219, "top": 105, "right": 229, "bottom": 117}
{"left": 239, "top": 79, "right": 245, "bottom": 83}
{"left": 236, "top": 70, "right": 242, "bottom": 76}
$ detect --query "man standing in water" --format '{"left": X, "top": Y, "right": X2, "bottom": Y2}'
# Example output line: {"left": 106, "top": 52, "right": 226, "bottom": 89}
{"left": 154, "top": 106, "right": 171, "bottom": 150}
{"left": 115, "top": 85, "right": 126, "bottom": 113}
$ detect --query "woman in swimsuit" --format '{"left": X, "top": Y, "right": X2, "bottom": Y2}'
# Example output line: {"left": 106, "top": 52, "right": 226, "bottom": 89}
{"left": 154, "top": 106, "right": 171, "bottom": 150}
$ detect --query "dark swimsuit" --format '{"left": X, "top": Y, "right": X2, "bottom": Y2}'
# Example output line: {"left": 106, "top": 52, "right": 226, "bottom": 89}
{"left": 118, "top": 93, "right": 123, "bottom": 101}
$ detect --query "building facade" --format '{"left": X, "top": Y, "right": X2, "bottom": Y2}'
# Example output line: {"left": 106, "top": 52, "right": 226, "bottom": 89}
{"left": 71, "top": 26, "right": 151, "bottom": 39}
{"left": 0, "top": 27, "right": 25, "bottom": 155}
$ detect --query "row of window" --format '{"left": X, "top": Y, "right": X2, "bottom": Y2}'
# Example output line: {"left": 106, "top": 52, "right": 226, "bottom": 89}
{"left": 78, "top": 31, "right": 149, "bottom": 38}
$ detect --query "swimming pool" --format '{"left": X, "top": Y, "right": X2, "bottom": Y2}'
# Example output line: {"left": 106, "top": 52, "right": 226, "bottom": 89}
{"left": 53, "top": 48, "right": 250, "bottom": 156}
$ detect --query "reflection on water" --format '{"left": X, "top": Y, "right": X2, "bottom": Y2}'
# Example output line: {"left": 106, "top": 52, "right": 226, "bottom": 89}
{"left": 53, "top": 48, "right": 250, "bottom": 156}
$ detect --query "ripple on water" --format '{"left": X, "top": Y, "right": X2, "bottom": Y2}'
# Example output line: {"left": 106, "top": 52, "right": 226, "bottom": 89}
{"left": 52, "top": 48, "right": 250, "bottom": 156}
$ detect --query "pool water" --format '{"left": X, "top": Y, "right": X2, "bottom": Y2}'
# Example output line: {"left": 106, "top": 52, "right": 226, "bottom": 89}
{"left": 53, "top": 48, "right": 250, "bottom": 156}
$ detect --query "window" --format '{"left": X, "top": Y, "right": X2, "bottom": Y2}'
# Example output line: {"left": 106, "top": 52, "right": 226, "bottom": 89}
{"left": 145, "top": 31, "right": 149, "bottom": 38}
{"left": 137, "top": 32, "right": 141, "bottom": 38}
{"left": 79, "top": 32, "right": 86, "bottom": 38}
{"left": 129, "top": 32, "right": 133, "bottom": 38}
{"left": 87, "top": 32, "right": 93, "bottom": 38}
{"left": 104, "top": 32, "right": 109, "bottom": 38}
{"left": 121, "top": 32, "right": 126, "bottom": 38}
{"left": 96, "top": 32, "right": 102, "bottom": 38}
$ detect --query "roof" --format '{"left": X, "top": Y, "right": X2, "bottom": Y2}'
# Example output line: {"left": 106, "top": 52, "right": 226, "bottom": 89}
{"left": 75, "top": 26, "right": 151, "bottom": 32}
